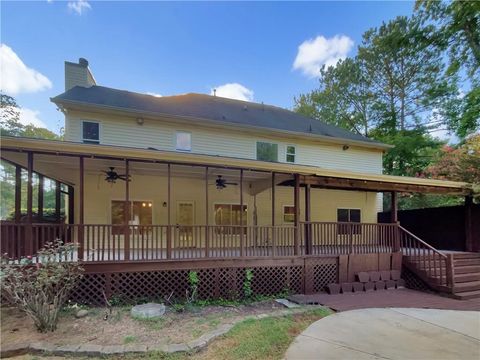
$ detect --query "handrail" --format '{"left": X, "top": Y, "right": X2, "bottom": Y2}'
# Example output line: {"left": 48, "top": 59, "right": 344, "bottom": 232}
{"left": 398, "top": 225, "right": 447, "bottom": 258}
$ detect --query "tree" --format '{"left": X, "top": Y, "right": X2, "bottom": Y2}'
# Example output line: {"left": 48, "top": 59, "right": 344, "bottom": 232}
{"left": 415, "top": 0, "right": 480, "bottom": 138}
{"left": 0, "top": 94, "right": 61, "bottom": 140}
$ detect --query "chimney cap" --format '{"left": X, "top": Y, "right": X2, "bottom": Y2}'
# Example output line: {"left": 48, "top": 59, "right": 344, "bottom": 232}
{"left": 79, "top": 58, "right": 89, "bottom": 67}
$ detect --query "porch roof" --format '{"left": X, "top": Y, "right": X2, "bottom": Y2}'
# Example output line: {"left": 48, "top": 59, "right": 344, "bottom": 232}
{"left": 1, "top": 136, "right": 472, "bottom": 195}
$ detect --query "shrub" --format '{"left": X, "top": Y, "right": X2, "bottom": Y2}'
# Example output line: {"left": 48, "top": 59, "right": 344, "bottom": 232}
{"left": 186, "top": 270, "right": 199, "bottom": 303}
{"left": 1, "top": 240, "right": 84, "bottom": 332}
{"left": 243, "top": 269, "right": 254, "bottom": 299}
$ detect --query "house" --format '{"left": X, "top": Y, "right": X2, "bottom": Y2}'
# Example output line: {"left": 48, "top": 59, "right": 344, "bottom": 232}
{"left": 1, "top": 58, "right": 477, "bottom": 302}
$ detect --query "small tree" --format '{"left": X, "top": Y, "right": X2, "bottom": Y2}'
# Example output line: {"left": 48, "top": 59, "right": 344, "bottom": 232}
{"left": 1, "top": 241, "right": 84, "bottom": 332}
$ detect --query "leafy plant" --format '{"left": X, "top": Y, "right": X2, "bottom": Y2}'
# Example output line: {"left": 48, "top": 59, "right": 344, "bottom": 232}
{"left": 186, "top": 270, "right": 199, "bottom": 303}
{"left": 0, "top": 240, "right": 83, "bottom": 332}
{"left": 243, "top": 269, "right": 254, "bottom": 299}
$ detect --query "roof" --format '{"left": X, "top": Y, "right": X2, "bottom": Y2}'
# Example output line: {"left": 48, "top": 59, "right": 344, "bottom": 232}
{"left": 1, "top": 136, "right": 471, "bottom": 195}
{"left": 51, "top": 85, "right": 390, "bottom": 149}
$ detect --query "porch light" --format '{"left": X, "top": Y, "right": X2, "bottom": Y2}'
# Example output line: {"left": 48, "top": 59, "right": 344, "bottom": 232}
{"left": 142, "top": 202, "right": 146, "bottom": 207}
{"left": 148, "top": 203, "right": 152, "bottom": 207}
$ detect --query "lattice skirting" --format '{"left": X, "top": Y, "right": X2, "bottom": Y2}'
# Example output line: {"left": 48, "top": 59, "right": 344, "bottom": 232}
{"left": 70, "top": 258, "right": 339, "bottom": 305}
{"left": 401, "top": 266, "right": 430, "bottom": 291}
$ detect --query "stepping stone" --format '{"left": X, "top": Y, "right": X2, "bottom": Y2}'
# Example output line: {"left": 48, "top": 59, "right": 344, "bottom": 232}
{"left": 275, "top": 299, "right": 300, "bottom": 308}
{"left": 352, "top": 282, "right": 364, "bottom": 292}
{"left": 395, "top": 279, "right": 406, "bottom": 288}
{"left": 341, "top": 283, "right": 353, "bottom": 293}
{"left": 327, "top": 283, "right": 341, "bottom": 295}
{"left": 391, "top": 270, "right": 401, "bottom": 280}
{"left": 364, "top": 282, "right": 375, "bottom": 292}
{"left": 369, "top": 271, "right": 381, "bottom": 282}
{"left": 380, "top": 271, "right": 391, "bottom": 281}
{"left": 131, "top": 303, "right": 165, "bottom": 319}
{"left": 375, "top": 281, "right": 386, "bottom": 291}
{"left": 357, "top": 272, "right": 369, "bottom": 283}
{"left": 385, "top": 280, "right": 396, "bottom": 290}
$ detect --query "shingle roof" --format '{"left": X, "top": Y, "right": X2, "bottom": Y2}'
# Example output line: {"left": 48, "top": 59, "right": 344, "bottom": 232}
{"left": 51, "top": 85, "right": 387, "bottom": 147}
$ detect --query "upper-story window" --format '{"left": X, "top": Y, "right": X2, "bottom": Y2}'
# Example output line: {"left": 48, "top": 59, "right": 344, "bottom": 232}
{"left": 176, "top": 131, "right": 192, "bottom": 151}
{"left": 286, "top": 145, "right": 296, "bottom": 163}
{"left": 82, "top": 121, "right": 99, "bottom": 144}
{"left": 256, "top": 141, "right": 278, "bottom": 162}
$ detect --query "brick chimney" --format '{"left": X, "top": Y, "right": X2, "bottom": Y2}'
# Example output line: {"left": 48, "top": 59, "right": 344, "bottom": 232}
{"left": 64, "top": 58, "right": 96, "bottom": 91}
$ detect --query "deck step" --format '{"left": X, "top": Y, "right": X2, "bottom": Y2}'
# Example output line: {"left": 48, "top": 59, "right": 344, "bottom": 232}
{"left": 454, "top": 281, "right": 480, "bottom": 293}
{"left": 452, "top": 290, "right": 480, "bottom": 300}
{"left": 454, "top": 273, "right": 480, "bottom": 283}
{"left": 454, "top": 259, "right": 480, "bottom": 266}
{"left": 452, "top": 253, "right": 480, "bottom": 259}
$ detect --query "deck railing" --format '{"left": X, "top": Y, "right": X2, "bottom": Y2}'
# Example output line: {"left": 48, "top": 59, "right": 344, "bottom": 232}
{"left": 1, "top": 221, "right": 400, "bottom": 262}
{"left": 399, "top": 225, "right": 452, "bottom": 287}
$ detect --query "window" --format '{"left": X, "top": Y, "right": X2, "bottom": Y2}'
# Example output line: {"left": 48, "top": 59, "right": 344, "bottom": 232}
{"left": 111, "top": 200, "right": 153, "bottom": 234}
{"left": 283, "top": 205, "right": 295, "bottom": 223}
{"left": 286, "top": 146, "right": 296, "bottom": 163}
{"left": 256, "top": 142, "right": 278, "bottom": 162}
{"left": 214, "top": 204, "right": 247, "bottom": 234}
{"left": 337, "top": 208, "right": 361, "bottom": 234}
{"left": 176, "top": 131, "right": 191, "bottom": 151}
{"left": 82, "top": 121, "right": 100, "bottom": 144}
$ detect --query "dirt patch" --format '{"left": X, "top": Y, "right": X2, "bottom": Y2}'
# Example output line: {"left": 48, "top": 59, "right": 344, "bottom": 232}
{"left": 1, "top": 300, "right": 295, "bottom": 349}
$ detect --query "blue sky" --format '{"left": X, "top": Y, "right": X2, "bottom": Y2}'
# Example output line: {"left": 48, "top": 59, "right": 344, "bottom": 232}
{"left": 1, "top": 1, "right": 414, "bottom": 134}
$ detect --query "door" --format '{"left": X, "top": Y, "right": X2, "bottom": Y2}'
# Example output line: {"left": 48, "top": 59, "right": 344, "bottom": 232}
{"left": 176, "top": 201, "right": 194, "bottom": 247}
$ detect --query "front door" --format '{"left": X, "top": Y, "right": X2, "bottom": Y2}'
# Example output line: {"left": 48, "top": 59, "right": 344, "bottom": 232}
{"left": 176, "top": 201, "right": 194, "bottom": 247}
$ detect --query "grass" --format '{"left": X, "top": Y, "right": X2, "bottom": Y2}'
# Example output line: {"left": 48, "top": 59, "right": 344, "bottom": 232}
{"left": 123, "top": 335, "right": 137, "bottom": 344}
{"left": 18, "top": 307, "right": 332, "bottom": 360}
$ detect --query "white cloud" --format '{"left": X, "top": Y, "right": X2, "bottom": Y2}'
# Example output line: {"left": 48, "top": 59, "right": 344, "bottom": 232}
{"left": 211, "top": 83, "right": 254, "bottom": 102}
{"left": 0, "top": 44, "right": 52, "bottom": 95}
{"left": 293, "top": 35, "right": 354, "bottom": 78}
{"left": 147, "top": 92, "right": 162, "bottom": 97}
{"left": 19, "top": 108, "right": 47, "bottom": 128}
{"left": 67, "top": 0, "right": 91, "bottom": 15}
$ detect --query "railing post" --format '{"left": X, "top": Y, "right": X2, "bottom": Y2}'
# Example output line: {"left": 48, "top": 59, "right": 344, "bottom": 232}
{"left": 446, "top": 253, "right": 455, "bottom": 291}
{"left": 394, "top": 224, "right": 401, "bottom": 252}
{"left": 78, "top": 156, "right": 84, "bottom": 260}
{"left": 349, "top": 223, "right": 353, "bottom": 254}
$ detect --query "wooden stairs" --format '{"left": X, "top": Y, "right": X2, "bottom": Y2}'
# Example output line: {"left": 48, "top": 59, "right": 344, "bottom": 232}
{"left": 400, "top": 226, "right": 480, "bottom": 300}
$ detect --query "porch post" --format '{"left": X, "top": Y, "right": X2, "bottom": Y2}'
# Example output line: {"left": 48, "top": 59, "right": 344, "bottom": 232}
{"left": 390, "top": 191, "right": 398, "bottom": 223}
{"left": 271, "top": 172, "right": 275, "bottom": 226}
{"left": 205, "top": 166, "right": 209, "bottom": 257}
{"left": 55, "top": 180, "right": 61, "bottom": 223}
{"left": 240, "top": 169, "right": 244, "bottom": 257}
{"left": 14, "top": 165, "right": 21, "bottom": 222}
{"left": 26, "top": 152, "right": 33, "bottom": 255}
{"left": 305, "top": 183, "right": 312, "bottom": 255}
{"left": 124, "top": 159, "right": 130, "bottom": 260}
{"left": 166, "top": 163, "right": 172, "bottom": 259}
{"left": 465, "top": 195, "right": 473, "bottom": 252}
{"left": 38, "top": 175, "right": 44, "bottom": 221}
{"left": 294, "top": 173, "right": 300, "bottom": 255}
{"left": 78, "top": 156, "right": 84, "bottom": 260}
{"left": 391, "top": 191, "right": 400, "bottom": 252}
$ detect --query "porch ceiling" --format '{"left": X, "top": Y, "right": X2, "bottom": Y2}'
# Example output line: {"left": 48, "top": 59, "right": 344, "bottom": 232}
{"left": 1, "top": 136, "right": 473, "bottom": 195}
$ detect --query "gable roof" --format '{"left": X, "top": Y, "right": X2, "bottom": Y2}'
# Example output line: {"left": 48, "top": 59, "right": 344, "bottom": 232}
{"left": 51, "top": 85, "right": 390, "bottom": 149}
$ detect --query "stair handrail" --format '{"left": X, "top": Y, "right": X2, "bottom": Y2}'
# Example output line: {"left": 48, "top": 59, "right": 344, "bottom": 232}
{"left": 398, "top": 225, "right": 447, "bottom": 258}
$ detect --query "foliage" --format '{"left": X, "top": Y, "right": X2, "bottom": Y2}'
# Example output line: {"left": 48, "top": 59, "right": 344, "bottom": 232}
{"left": 0, "top": 94, "right": 61, "bottom": 140}
{"left": 186, "top": 270, "right": 199, "bottom": 304}
{"left": 243, "top": 269, "right": 254, "bottom": 299}
{"left": 424, "top": 134, "right": 480, "bottom": 200}
{"left": 0, "top": 241, "right": 83, "bottom": 332}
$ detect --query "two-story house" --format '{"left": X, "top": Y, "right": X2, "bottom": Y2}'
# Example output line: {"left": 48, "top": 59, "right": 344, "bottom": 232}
{"left": 1, "top": 58, "right": 473, "bottom": 302}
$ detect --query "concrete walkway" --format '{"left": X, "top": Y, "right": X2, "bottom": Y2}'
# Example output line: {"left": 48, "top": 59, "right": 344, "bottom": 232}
{"left": 285, "top": 308, "right": 480, "bottom": 359}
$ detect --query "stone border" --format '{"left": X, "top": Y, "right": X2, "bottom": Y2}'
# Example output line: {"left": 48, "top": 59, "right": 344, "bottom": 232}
{"left": 1, "top": 306, "right": 328, "bottom": 358}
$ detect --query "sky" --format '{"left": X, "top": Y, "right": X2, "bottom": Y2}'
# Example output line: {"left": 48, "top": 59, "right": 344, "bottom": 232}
{"left": 1, "top": 0, "right": 414, "bottom": 134}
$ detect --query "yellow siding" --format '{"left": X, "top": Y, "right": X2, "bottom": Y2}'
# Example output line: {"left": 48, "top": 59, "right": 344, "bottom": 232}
{"left": 81, "top": 173, "right": 379, "bottom": 226}
{"left": 65, "top": 110, "right": 383, "bottom": 174}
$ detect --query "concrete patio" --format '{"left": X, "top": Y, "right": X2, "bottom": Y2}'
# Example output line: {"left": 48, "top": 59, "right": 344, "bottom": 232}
{"left": 285, "top": 308, "right": 480, "bottom": 360}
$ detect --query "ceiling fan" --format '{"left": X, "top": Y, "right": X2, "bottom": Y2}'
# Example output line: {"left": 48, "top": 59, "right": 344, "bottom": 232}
{"left": 214, "top": 175, "right": 238, "bottom": 190}
{"left": 103, "top": 167, "right": 130, "bottom": 183}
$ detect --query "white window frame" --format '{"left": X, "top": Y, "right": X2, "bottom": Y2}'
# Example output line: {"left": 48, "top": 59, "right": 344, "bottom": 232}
{"left": 175, "top": 131, "right": 192, "bottom": 152}
{"left": 81, "top": 120, "right": 100, "bottom": 144}
{"left": 286, "top": 145, "right": 296, "bottom": 163}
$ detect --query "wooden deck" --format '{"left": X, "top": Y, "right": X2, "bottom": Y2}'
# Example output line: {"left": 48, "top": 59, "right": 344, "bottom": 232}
{"left": 288, "top": 288, "right": 480, "bottom": 311}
